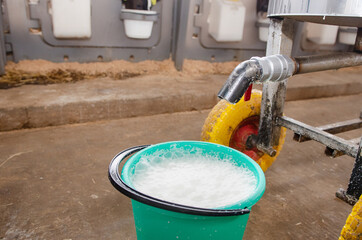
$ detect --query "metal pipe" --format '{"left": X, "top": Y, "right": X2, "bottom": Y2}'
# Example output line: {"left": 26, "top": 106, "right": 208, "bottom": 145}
{"left": 294, "top": 52, "right": 362, "bottom": 74}
{"left": 218, "top": 52, "right": 362, "bottom": 105}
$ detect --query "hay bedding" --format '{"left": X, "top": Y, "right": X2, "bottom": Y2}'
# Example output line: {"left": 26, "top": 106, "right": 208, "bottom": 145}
{"left": 0, "top": 59, "right": 178, "bottom": 89}
{"left": 2, "top": 58, "right": 361, "bottom": 89}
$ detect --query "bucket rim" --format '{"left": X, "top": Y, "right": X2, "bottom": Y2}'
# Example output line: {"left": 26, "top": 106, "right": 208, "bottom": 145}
{"left": 109, "top": 141, "right": 265, "bottom": 216}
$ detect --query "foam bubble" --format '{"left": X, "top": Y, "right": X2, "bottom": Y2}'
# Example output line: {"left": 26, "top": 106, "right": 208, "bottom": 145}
{"left": 131, "top": 147, "right": 257, "bottom": 209}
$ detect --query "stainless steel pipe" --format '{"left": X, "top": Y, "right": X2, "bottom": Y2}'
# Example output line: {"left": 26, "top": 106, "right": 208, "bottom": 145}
{"left": 294, "top": 53, "right": 362, "bottom": 74}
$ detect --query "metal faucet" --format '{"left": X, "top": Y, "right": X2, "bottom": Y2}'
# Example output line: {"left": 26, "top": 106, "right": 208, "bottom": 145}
{"left": 218, "top": 55, "right": 296, "bottom": 104}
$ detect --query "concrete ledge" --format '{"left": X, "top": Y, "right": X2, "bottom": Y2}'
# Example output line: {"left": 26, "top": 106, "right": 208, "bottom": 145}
{"left": 286, "top": 82, "right": 362, "bottom": 101}
{"left": 285, "top": 69, "right": 362, "bottom": 101}
{"left": 0, "top": 70, "right": 361, "bottom": 132}
{"left": 0, "top": 75, "right": 220, "bottom": 131}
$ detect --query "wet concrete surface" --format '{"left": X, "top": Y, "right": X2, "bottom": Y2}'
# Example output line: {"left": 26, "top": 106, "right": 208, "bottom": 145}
{"left": 0, "top": 94, "right": 361, "bottom": 239}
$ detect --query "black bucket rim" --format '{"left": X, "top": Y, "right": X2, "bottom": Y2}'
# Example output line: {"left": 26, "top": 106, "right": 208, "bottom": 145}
{"left": 108, "top": 144, "right": 251, "bottom": 217}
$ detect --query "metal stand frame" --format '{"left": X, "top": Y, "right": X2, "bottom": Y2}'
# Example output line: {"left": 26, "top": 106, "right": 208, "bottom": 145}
{"left": 0, "top": 5, "right": 6, "bottom": 75}
{"left": 257, "top": 19, "right": 362, "bottom": 205}
{"left": 257, "top": 18, "right": 294, "bottom": 156}
{"left": 336, "top": 138, "right": 362, "bottom": 205}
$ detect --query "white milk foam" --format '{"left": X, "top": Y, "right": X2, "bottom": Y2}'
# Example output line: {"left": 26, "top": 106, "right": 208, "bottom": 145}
{"left": 131, "top": 146, "right": 257, "bottom": 209}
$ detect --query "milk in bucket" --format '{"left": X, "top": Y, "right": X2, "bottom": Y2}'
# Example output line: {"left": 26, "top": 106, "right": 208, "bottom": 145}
{"left": 131, "top": 146, "right": 257, "bottom": 208}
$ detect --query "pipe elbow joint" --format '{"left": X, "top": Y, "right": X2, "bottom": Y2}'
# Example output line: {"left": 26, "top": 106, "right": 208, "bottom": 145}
{"left": 218, "top": 59, "right": 261, "bottom": 104}
{"left": 218, "top": 55, "right": 296, "bottom": 104}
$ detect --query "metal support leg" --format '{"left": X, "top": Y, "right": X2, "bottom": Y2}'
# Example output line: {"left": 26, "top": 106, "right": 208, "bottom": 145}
{"left": 336, "top": 138, "right": 362, "bottom": 205}
{"left": 0, "top": 4, "right": 6, "bottom": 75}
{"left": 173, "top": 0, "right": 191, "bottom": 70}
{"left": 257, "top": 18, "right": 295, "bottom": 155}
{"left": 354, "top": 28, "right": 362, "bottom": 52}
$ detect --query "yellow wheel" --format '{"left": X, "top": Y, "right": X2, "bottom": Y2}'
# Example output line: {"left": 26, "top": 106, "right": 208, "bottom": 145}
{"left": 339, "top": 195, "right": 362, "bottom": 240}
{"left": 201, "top": 90, "right": 286, "bottom": 172}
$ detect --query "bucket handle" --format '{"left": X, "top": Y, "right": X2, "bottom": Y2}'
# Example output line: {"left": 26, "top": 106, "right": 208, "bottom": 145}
{"left": 108, "top": 145, "right": 251, "bottom": 216}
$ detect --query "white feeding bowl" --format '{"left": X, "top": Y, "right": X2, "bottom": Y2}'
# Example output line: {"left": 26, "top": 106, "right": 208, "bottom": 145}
{"left": 339, "top": 27, "right": 357, "bottom": 45}
{"left": 256, "top": 16, "right": 270, "bottom": 42}
{"left": 121, "top": 9, "right": 158, "bottom": 39}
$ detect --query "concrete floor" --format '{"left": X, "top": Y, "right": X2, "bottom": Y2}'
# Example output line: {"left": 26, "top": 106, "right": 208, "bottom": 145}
{"left": 0, "top": 94, "right": 361, "bottom": 240}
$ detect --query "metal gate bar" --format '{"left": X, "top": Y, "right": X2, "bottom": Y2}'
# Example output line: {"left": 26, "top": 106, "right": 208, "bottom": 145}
{"left": 276, "top": 116, "right": 359, "bottom": 158}
{"left": 294, "top": 118, "right": 362, "bottom": 143}
{"left": 325, "top": 137, "right": 361, "bottom": 158}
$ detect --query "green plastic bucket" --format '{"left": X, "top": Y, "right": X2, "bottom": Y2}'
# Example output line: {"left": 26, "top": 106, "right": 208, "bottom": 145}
{"left": 108, "top": 141, "right": 265, "bottom": 240}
